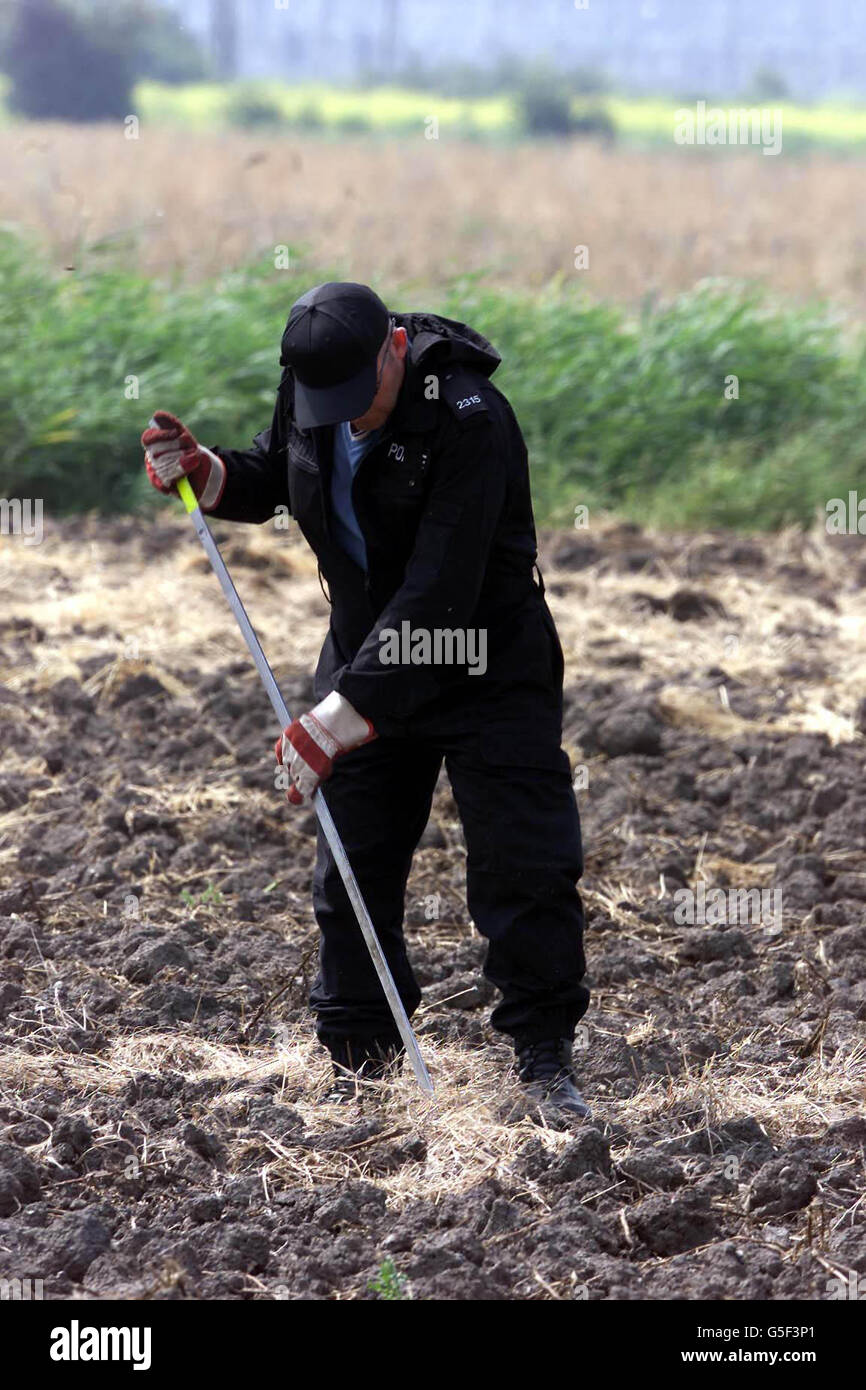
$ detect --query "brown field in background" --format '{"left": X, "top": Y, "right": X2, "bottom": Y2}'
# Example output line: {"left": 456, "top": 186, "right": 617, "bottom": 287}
{"left": 4, "top": 124, "right": 866, "bottom": 308}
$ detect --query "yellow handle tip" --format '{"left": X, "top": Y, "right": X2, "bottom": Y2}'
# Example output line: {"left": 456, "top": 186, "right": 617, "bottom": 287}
{"left": 177, "top": 476, "right": 199, "bottom": 514}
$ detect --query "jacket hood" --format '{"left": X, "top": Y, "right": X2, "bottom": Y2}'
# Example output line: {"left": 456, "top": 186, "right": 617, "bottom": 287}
{"left": 395, "top": 311, "right": 501, "bottom": 379}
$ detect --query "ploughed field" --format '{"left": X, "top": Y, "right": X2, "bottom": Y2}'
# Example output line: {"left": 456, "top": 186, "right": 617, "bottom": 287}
{"left": 0, "top": 512, "right": 864, "bottom": 1301}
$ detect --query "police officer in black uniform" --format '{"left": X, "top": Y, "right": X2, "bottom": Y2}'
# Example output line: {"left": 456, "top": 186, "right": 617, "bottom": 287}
{"left": 142, "top": 282, "right": 590, "bottom": 1116}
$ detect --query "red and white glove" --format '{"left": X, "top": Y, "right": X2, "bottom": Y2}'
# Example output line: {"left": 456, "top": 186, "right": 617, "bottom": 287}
{"left": 141, "top": 410, "right": 226, "bottom": 511}
{"left": 275, "top": 692, "right": 376, "bottom": 805}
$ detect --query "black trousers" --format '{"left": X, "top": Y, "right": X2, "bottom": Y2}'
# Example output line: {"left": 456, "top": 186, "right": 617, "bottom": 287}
{"left": 308, "top": 724, "right": 590, "bottom": 1050}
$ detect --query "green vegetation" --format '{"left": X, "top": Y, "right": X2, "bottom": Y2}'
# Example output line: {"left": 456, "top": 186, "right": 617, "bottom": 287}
{"left": 368, "top": 1258, "right": 410, "bottom": 1300}
{"left": 463, "top": 277, "right": 866, "bottom": 529}
{"left": 127, "top": 79, "right": 866, "bottom": 152}
{"left": 180, "top": 884, "right": 224, "bottom": 910}
{"left": 516, "top": 72, "right": 615, "bottom": 141}
{"left": 2, "top": 230, "right": 865, "bottom": 530}
{"left": 135, "top": 79, "right": 510, "bottom": 138}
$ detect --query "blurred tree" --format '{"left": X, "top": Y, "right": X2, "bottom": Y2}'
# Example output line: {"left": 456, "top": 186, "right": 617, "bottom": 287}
{"left": 517, "top": 67, "right": 576, "bottom": 137}
{"left": 569, "top": 65, "right": 611, "bottom": 97}
{"left": 2, "top": 0, "right": 133, "bottom": 120}
{"left": 120, "top": 1, "right": 208, "bottom": 83}
{"left": 225, "top": 84, "right": 285, "bottom": 129}
{"left": 0, "top": 0, "right": 207, "bottom": 122}
{"left": 209, "top": 0, "right": 237, "bottom": 79}
{"left": 369, "top": 53, "right": 610, "bottom": 102}
{"left": 747, "top": 66, "right": 790, "bottom": 101}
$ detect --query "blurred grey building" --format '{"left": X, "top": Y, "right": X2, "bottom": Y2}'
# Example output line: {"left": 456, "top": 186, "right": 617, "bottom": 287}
{"left": 169, "top": 0, "right": 866, "bottom": 98}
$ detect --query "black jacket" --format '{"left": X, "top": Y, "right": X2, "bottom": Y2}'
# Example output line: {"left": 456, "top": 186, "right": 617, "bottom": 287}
{"left": 210, "top": 312, "right": 563, "bottom": 738}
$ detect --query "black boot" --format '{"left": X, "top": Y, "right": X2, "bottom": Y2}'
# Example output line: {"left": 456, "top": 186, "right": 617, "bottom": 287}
{"left": 322, "top": 1035, "right": 404, "bottom": 1103}
{"left": 516, "top": 1038, "right": 591, "bottom": 1119}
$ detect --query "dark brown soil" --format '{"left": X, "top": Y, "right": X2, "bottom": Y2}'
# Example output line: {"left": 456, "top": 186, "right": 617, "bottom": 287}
{"left": 0, "top": 514, "right": 864, "bottom": 1300}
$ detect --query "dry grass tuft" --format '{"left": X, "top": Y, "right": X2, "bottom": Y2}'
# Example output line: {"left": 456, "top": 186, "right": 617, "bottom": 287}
{"left": 0, "top": 1022, "right": 861, "bottom": 1212}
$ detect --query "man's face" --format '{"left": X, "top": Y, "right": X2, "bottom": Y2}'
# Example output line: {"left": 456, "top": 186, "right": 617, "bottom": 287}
{"left": 350, "top": 323, "right": 408, "bottom": 432}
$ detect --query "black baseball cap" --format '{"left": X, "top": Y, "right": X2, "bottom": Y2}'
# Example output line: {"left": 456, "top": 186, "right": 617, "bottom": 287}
{"left": 280, "top": 282, "right": 391, "bottom": 429}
